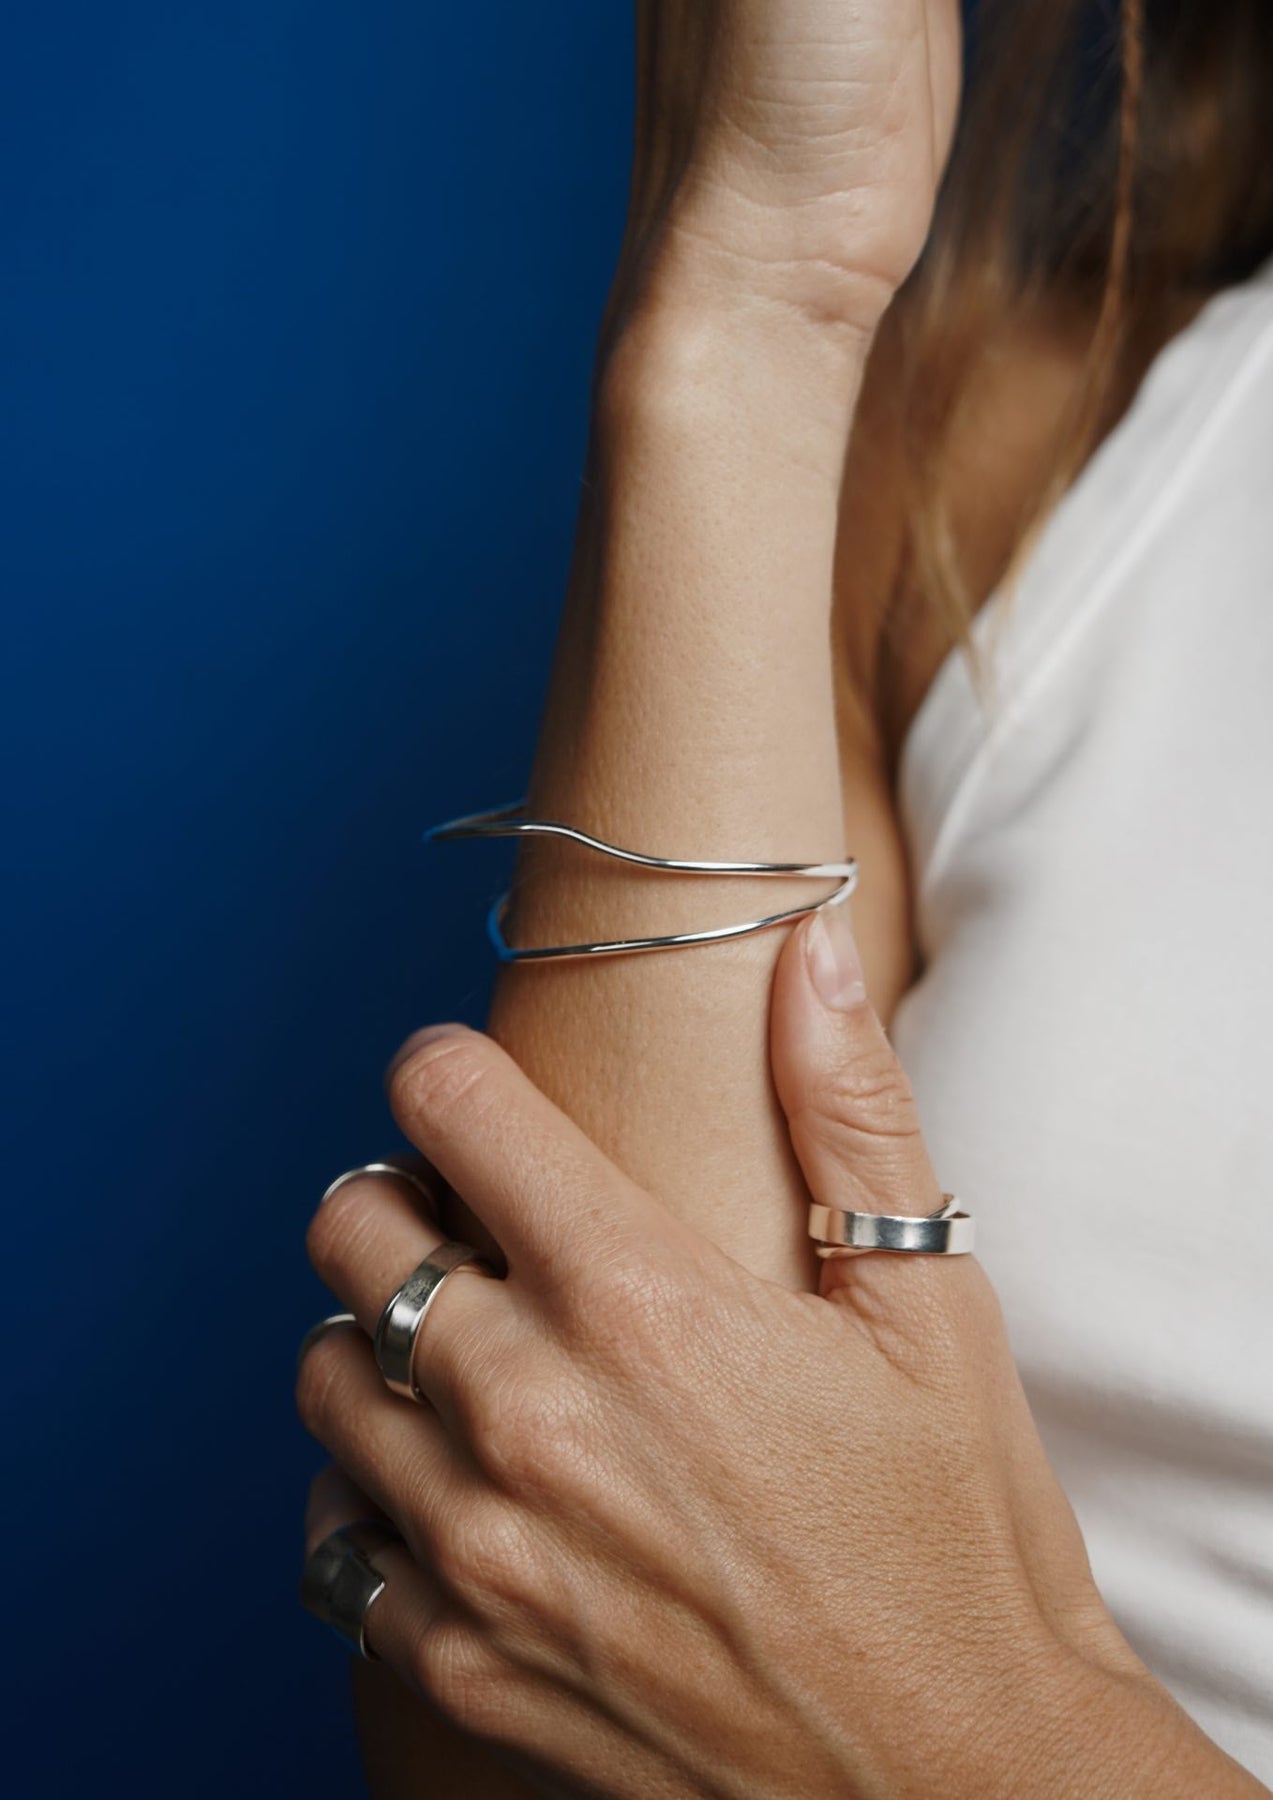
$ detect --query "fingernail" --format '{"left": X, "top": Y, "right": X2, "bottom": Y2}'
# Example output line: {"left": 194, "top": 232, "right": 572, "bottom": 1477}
{"left": 805, "top": 904, "right": 866, "bottom": 1009}
{"left": 384, "top": 1023, "right": 464, "bottom": 1084}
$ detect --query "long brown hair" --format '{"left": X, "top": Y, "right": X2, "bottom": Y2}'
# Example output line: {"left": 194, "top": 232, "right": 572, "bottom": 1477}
{"left": 858, "top": 0, "right": 1273, "bottom": 730}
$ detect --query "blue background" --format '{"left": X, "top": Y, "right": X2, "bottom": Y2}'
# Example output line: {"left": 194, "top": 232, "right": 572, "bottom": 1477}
{"left": 2, "top": 5, "right": 630, "bottom": 1793}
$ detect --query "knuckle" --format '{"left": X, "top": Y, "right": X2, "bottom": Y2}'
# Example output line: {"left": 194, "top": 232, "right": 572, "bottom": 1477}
{"left": 464, "top": 1369, "right": 587, "bottom": 1497}
{"left": 413, "top": 1618, "right": 503, "bottom": 1730}
{"left": 804, "top": 1033, "right": 922, "bottom": 1147}
{"left": 430, "top": 1499, "right": 535, "bottom": 1621}
{"left": 575, "top": 1246, "right": 695, "bottom": 1368}
{"left": 423, "top": 1299, "right": 504, "bottom": 1416}
{"left": 387, "top": 1030, "right": 488, "bottom": 1137}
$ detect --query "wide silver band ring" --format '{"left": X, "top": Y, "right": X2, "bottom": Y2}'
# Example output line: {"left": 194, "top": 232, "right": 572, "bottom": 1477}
{"left": 809, "top": 1193, "right": 975, "bottom": 1257}
{"left": 321, "top": 1162, "right": 436, "bottom": 1213}
{"left": 300, "top": 1519, "right": 404, "bottom": 1660}
{"left": 374, "top": 1242, "right": 493, "bottom": 1402}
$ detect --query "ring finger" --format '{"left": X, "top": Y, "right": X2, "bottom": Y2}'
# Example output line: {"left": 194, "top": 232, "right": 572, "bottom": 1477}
{"left": 303, "top": 1462, "right": 446, "bottom": 1674}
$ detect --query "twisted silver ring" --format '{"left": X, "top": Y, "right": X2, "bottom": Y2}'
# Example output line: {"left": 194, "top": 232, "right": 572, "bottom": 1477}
{"left": 300, "top": 1519, "right": 404, "bottom": 1660}
{"left": 809, "top": 1192, "right": 975, "bottom": 1257}
{"left": 374, "top": 1242, "right": 494, "bottom": 1402}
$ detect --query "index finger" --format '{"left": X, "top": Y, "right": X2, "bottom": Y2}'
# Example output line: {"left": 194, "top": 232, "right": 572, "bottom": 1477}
{"left": 386, "top": 1024, "right": 653, "bottom": 1277}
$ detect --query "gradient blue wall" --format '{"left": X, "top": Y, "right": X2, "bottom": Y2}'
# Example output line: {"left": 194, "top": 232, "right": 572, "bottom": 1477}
{"left": 2, "top": 5, "right": 630, "bottom": 1792}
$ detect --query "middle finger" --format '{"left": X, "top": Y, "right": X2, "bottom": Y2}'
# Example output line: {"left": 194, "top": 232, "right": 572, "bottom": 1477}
{"left": 306, "top": 1164, "right": 510, "bottom": 1420}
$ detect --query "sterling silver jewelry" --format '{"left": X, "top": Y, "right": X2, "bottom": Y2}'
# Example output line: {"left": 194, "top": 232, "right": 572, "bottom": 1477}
{"left": 296, "top": 1312, "right": 360, "bottom": 1370}
{"left": 374, "top": 1242, "right": 494, "bottom": 1402}
{"left": 425, "top": 802, "right": 858, "bottom": 962}
{"left": 320, "top": 1162, "right": 436, "bottom": 1212}
{"left": 809, "top": 1192, "right": 975, "bottom": 1257}
{"left": 300, "top": 1519, "right": 404, "bottom": 1660}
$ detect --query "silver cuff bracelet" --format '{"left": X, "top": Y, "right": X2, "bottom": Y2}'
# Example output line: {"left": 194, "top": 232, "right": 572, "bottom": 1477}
{"left": 425, "top": 802, "right": 858, "bottom": 963}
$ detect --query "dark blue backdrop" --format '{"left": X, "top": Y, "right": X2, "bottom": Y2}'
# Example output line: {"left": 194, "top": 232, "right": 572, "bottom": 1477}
{"left": 2, "top": 5, "right": 630, "bottom": 1793}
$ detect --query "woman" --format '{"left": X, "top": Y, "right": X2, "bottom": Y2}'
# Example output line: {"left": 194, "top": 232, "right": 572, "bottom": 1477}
{"left": 296, "top": 0, "right": 1273, "bottom": 1792}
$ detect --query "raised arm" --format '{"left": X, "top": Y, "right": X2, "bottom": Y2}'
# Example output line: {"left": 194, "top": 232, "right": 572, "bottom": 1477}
{"left": 353, "top": 4, "right": 960, "bottom": 1790}
{"left": 485, "top": 0, "right": 959, "bottom": 1286}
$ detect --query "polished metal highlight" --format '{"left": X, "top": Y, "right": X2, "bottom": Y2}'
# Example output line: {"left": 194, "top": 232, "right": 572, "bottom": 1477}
{"left": 809, "top": 1192, "right": 975, "bottom": 1257}
{"left": 300, "top": 1519, "right": 404, "bottom": 1660}
{"left": 320, "top": 1162, "right": 436, "bottom": 1212}
{"left": 296, "top": 1312, "right": 360, "bottom": 1370}
{"left": 425, "top": 802, "right": 858, "bottom": 963}
{"left": 375, "top": 1242, "right": 493, "bottom": 1402}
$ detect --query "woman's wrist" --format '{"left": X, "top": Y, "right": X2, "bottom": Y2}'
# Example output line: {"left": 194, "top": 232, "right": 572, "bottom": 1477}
{"left": 1046, "top": 1655, "right": 1269, "bottom": 1799}
{"left": 594, "top": 244, "right": 875, "bottom": 497}
{"left": 609, "top": 209, "right": 894, "bottom": 351}
{"left": 932, "top": 1637, "right": 1267, "bottom": 1800}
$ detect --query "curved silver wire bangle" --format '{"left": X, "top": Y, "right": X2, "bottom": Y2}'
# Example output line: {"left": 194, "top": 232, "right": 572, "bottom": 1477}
{"left": 425, "top": 802, "right": 859, "bottom": 964}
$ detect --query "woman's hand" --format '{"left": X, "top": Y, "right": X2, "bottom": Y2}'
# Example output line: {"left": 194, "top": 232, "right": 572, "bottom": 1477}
{"left": 610, "top": 0, "right": 962, "bottom": 345}
{"left": 294, "top": 905, "right": 1250, "bottom": 1798}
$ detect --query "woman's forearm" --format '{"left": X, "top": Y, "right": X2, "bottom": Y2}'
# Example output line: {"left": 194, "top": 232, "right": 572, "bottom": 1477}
{"left": 486, "top": 274, "right": 875, "bottom": 1287}
{"left": 353, "top": 271, "right": 887, "bottom": 1800}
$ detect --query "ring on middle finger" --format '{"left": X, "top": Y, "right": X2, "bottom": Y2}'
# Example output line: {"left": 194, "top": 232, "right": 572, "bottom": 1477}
{"left": 374, "top": 1241, "right": 495, "bottom": 1403}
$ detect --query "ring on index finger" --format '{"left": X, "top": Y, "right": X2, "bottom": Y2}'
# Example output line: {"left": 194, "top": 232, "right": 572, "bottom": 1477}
{"left": 321, "top": 1161, "right": 437, "bottom": 1214}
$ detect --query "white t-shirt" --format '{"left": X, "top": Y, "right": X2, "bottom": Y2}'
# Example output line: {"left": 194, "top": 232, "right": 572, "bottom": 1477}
{"left": 891, "top": 252, "right": 1273, "bottom": 1777}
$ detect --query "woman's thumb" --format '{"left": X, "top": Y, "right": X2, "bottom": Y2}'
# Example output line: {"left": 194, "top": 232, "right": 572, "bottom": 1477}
{"left": 772, "top": 903, "right": 993, "bottom": 1361}
{"left": 770, "top": 901, "right": 944, "bottom": 1231}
